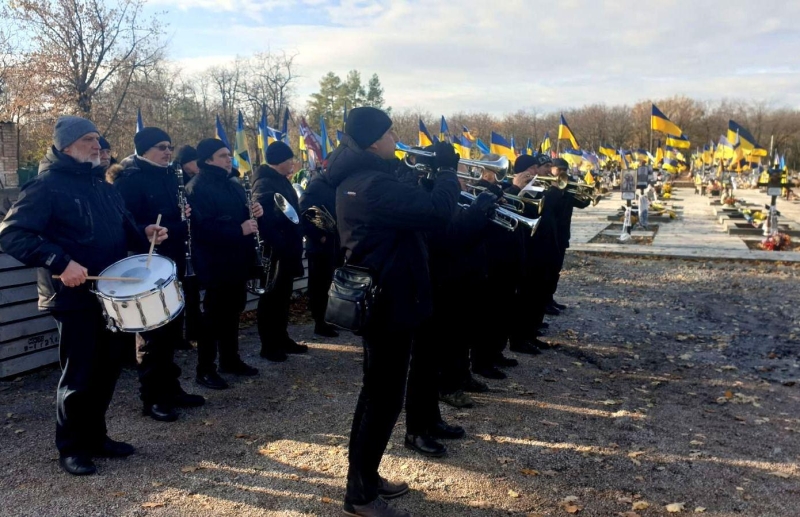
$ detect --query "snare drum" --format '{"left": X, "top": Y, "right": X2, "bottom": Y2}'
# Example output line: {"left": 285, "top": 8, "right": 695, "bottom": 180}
{"left": 94, "top": 254, "right": 184, "bottom": 332}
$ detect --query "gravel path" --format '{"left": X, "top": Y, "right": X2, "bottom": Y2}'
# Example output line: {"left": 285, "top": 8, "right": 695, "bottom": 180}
{"left": 1, "top": 254, "right": 799, "bottom": 516}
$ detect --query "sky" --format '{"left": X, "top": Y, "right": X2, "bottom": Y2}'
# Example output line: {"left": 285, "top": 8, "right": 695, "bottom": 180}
{"left": 144, "top": 0, "right": 800, "bottom": 115}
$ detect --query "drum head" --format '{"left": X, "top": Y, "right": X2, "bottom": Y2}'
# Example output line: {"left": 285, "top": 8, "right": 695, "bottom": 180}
{"left": 97, "top": 254, "right": 176, "bottom": 297}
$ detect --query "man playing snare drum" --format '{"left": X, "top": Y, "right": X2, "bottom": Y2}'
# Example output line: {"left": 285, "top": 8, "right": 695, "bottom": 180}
{"left": 0, "top": 116, "right": 167, "bottom": 476}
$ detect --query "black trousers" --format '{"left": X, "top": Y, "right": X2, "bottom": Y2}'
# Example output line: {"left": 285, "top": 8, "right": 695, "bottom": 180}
{"left": 548, "top": 246, "right": 568, "bottom": 300}
{"left": 405, "top": 319, "right": 442, "bottom": 435}
{"left": 524, "top": 249, "right": 560, "bottom": 332}
{"left": 346, "top": 328, "right": 414, "bottom": 506}
{"left": 197, "top": 283, "right": 247, "bottom": 374}
{"left": 52, "top": 306, "right": 123, "bottom": 456}
{"left": 307, "top": 251, "right": 336, "bottom": 326}
{"left": 477, "top": 272, "right": 513, "bottom": 366}
{"left": 136, "top": 316, "right": 182, "bottom": 405}
{"left": 256, "top": 267, "right": 294, "bottom": 352}
{"left": 182, "top": 274, "right": 203, "bottom": 342}
{"left": 432, "top": 282, "right": 477, "bottom": 392}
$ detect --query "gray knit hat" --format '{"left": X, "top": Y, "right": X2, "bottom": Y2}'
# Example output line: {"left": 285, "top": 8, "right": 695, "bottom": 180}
{"left": 53, "top": 116, "right": 99, "bottom": 151}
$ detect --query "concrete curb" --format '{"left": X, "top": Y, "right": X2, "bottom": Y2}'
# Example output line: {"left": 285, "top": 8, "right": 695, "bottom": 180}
{"left": 568, "top": 243, "right": 800, "bottom": 263}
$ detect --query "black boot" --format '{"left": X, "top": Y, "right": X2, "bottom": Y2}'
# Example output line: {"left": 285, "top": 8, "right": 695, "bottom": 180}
{"left": 404, "top": 434, "right": 447, "bottom": 457}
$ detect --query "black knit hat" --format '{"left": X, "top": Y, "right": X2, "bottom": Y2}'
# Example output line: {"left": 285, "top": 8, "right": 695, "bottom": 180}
{"left": 266, "top": 141, "right": 294, "bottom": 165}
{"left": 345, "top": 107, "right": 392, "bottom": 149}
{"left": 534, "top": 154, "right": 553, "bottom": 167}
{"left": 196, "top": 138, "right": 228, "bottom": 163}
{"left": 514, "top": 155, "right": 537, "bottom": 173}
{"left": 99, "top": 136, "right": 111, "bottom": 150}
{"left": 552, "top": 158, "right": 569, "bottom": 170}
{"left": 134, "top": 127, "right": 171, "bottom": 156}
{"left": 175, "top": 145, "right": 198, "bottom": 166}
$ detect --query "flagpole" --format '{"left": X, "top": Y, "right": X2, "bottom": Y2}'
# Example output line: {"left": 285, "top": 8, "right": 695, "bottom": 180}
{"left": 769, "top": 134, "right": 774, "bottom": 159}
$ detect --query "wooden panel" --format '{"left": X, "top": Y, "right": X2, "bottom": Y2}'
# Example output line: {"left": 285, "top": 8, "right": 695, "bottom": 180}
{"left": 0, "top": 330, "right": 59, "bottom": 360}
{"left": 0, "top": 315, "right": 57, "bottom": 343}
{"left": 0, "top": 268, "right": 37, "bottom": 287}
{"left": 0, "top": 346, "right": 59, "bottom": 379}
{"left": 0, "top": 301, "right": 40, "bottom": 324}
{"left": 0, "top": 253, "right": 25, "bottom": 270}
{"left": 0, "top": 284, "right": 38, "bottom": 306}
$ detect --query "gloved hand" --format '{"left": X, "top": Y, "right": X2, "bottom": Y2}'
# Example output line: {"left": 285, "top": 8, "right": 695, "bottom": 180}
{"left": 433, "top": 141, "right": 460, "bottom": 171}
{"left": 473, "top": 191, "right": 498, "bottom": 215}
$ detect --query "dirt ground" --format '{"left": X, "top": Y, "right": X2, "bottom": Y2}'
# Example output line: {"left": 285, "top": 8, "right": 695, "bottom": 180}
{"left": 1, "top": 253, "right": 799, "bottom": 517}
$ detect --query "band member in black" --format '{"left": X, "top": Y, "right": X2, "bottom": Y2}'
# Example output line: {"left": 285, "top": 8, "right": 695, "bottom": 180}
{"left": 186, "top": 139, "right": 263, "bottom": 389}
{"left": 253, "top": 141, "right": 307, "bottom": 362}
{"left": 0, "top": 116, "right": 167, "bottom": 476}
{"left": 114, "top": 127, "right": 205, "bottom": 422}
{"left": 328, "top": 107, "right": 460, "bottom": 517}
{"left": 299, "top": 167, "right": 341, "bottom": 338}
{"left": 99, "top": 136, "right": 113, "bottom": 171}
{"left": 173, "top": 145, "right": 202, "bottom": 345}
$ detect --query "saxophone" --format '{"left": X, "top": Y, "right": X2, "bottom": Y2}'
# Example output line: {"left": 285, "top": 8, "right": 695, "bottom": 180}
{"left": 174, "top": 163, "right": 195, "bottom": 277}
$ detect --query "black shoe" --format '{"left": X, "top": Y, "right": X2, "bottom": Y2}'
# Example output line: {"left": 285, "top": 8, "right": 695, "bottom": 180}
{"left": 544, "top": 304, "right": 561, "bottom": 316}
{"left": 59, "top": 455, "right": 96, "bottom": 476}
{"left": 283, "top": 339, "right": 308, "bottom": 354}
{"left": 509, "top": 340, "right": 542, "bottom": 355}
{"left": 551, "top": 300, "right": 567, "bottom": 310}
{"left": 196, "top": 371, "right": 229, "bottom": 390}
{"left": 171, "top": 389, "right": 205, "bottom": 408}
{"left": 473, "top": 365, "right": 507, "bottom": 380}
{"left": 494, "top": 353, "right": 519, "bottom": 367}
{"left": 462, "top": 375, "right": 489, "bottom": 393}
{"left": 377, "top": 476, "right": 410, "bottom": 499}
{"left": 314, "top": 323, "right": 339, "bottom": 338}
{"left": 92, "top": 437, "right": 136, "bottom": 458}
{"left": 539, "top": 322, "right": 550, "bottom": 330}
{"left": 219, "top": 361, "right": 259, "bottom": 376}
{"left": 260, "top": 348, "right": 288, "bottom": 362}
{"left": 430, "top": 420, "right": 465, "bottom": 440}
{"left": 343, "top": 497, "right": 411, "bottom": 517}
{"left": 174, "top": 339, "right": 194, "bottom": 350}
{"left": 404, "top": 434, "right": 447, "bottom": 457}
{"left": 143, "top": 403, "right": 179, "bottom": 422}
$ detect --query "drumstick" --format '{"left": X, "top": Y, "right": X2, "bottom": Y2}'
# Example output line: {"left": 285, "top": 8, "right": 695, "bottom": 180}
{"left": 52, "top": 275, "right": 141, "bottom": 282}
{"left": 145, "top": 213, "right": 162, "bottom": 269}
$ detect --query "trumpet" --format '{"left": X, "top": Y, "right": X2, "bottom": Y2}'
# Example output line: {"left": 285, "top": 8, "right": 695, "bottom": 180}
{"left": 459, "top": 191, "right": 540, "bottom": 236}
{"left": 467, "top": 184, "right": 545, "bottom": 217}
{"left": 400, "top": 147, "right": 509, "bottom": 182}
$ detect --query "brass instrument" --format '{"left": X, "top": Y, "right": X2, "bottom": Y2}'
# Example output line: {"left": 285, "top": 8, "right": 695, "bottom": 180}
{"left": 401, "top": 148, "right": 510, "bottom": 181}
{"left": 467, "top": 184, "right": 545, "bottom": 217}
{"left": 302, "top": 205, "right": 336, "bottom": 233}
{"left": 534, "top": 173, "right": 601, "bottom": 206}
{"left": 459, "top": 191, "right": 540, "bottom": 236}
{"left": 173, "top": 163, "right": 195, "bottom": 277}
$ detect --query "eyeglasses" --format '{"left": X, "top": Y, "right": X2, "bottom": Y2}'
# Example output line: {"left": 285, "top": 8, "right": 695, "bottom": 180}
{"left": 154, "top": 144, "right": 175, "bottom": 151}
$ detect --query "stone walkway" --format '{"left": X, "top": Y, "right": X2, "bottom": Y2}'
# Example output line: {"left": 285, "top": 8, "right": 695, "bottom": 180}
{"left": 568, "top": 187, "right": 800, "bottom": 262}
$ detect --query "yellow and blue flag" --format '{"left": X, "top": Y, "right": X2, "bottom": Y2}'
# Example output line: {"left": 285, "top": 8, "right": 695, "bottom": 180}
{"left": 558, "top": 115, "right": 580, "bottom": 150}
{"left": 215, "top": 115, "right": 236, "bottom": 167}
{"left": 490, "top": 131, "right": 516, "bottom": 161}
{"left": 475, "top": 138, "right": 490, "bottom": 155}
{"left": 561, "top": 149, "right": 583, "bottom": 168}
{"left": 319, "top": 117, "right": 334, "bottom": 159}
{"left": 666, "top": 133, "right": 691, "bottom": 149}
{"left": 727, "top": 120, "right": 767, "bottom": 157}
{"left": 395, "top": 141, "right": 410, "bottom": 161}
{"left": 651, "top": 104, "right": 683, "bottom": 137}
{"left": 599, "top": 144, "right": 618, "bottom": 159}
{"left": 525, "top": 138, "right": 534, "bottom": 156}
{"left": 336, "top": 130, "right": 344, "bottom": 146}
{"left": 541, "top": 131, "right": 551, "bottom": 154}
{"left": 439, "top": 116, "right": 450, "bottom": 142}
{"left": 462, "top": 125, "right": 476, "bottom": 142}
{"left": 419, "top": 119, "right": 434, "bottom": 147}
{"left": 452, "top": 135, "right": 471, "bottom": 159}
{"left": 234, "top": 110, "right": 252, "bottom": 173}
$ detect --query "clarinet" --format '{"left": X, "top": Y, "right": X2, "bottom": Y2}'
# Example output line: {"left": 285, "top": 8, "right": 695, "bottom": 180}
{"left": 241, "top": 174, "right": 269, "bottom": 295}
{"left": 173, "top": 163, "right": 195, "bottom": 277}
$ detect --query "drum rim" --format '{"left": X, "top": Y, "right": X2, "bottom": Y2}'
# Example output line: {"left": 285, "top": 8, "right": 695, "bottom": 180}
{"left": 96, "top": 254, "right": 177, "bottom": 298}
{"left": 106, "top": 300, "right": 185, "bottom": 333}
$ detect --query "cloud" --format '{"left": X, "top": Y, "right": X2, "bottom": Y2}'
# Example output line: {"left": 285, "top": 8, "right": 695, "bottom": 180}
{"left": 152, "top": 0, "right": 800, "bottom": 114}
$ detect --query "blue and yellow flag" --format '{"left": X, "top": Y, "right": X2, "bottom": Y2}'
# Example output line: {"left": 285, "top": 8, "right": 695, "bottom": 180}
{"left": 525, "top": 138, "right": 534, "bottom": 156}
{"left": 651, "top": 104, "right": 683, "bottom": 137}
{"left": 475, "top": 138, "right": 490, "bottom": 156}
{"left": 666, "top": 133, "right": 691, "bottom": 149}
{"left": 395, "top": 141, "right": 410, "bottom": 161}
{"left": 336, "top": 130, "right": 344, "bottom": 147}
{"left": 561, "top": 149, "right": 583, "bottom": 168}
{"left": 136, "top": 108, "right": 144, "bottom": 134}
{"left": 215, "top": 115, "right": 236, "bottom": 168}
{"left": 490, "top": 132, "right": 516, "bottom": 161}
{"left": 599, "top": 144, "right": 618, "bottom": 159}
{"left": 452, "top": 135, "right": 471, "bottom": 159}
{"left": 727, "top": 120, "right": 767, "bottom": 157}
{"left": 541, "top": 131, "right": 552, "bottom": 154}
{"left": 462, "top": 125, "right": 476, "bottom": 142}
{"left": 235, "top": 111, "right": 252, "bottom": 173}
{"left": 319, "top": 117, "right": 334, "bottom": 159}
{"left": 558, "top": 115, "right": 580, "bottom": 150}
{"left": 439, "top": 116, "right": 450, "bottom": 142}
{"left": 419, "top": 119, "right": 434, "bottom": 147}
{"left": 257, "top": 107, "right": 268, "bottom": 159}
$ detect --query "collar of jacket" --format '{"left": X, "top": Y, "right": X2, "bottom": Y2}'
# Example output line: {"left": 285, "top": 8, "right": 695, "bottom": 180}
{"left": 134, "top": 155, "right": 170, "bottom": 170}
{"left": 198, "top": 163, "right": 232, "bottom": 180}
{"left": 39, "top": 146, "right": 105, "bottom": 178}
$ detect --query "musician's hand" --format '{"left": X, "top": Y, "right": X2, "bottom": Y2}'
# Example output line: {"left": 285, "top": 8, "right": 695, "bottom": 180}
{"left": 513, "top": 171, "right": 532, "bottom": 189}
{"left": 60, "top": 260, "right": 88, "bottom": 287}
{"left": 251, "top": 202, "right": 264, "bottom": 218}
{"left": 145, "top": 224, "right": 168, "bottom": 244}
{"left": 184, "top": 202, "right": 191, "bottom": 219}
{"left": 432, "top": 141, "right": 459, "bottom": 171}
{"left": 241, "top": 220, "right": 258, "bottom": 236}
{"left": 474, "top": 191, "right": 498, "bottom": 215}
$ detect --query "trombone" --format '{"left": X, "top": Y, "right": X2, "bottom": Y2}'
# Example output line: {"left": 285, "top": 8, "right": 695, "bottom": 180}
{"left": 400, "top": 147, "right": 509, "bottom": 182}
{"left": 459, "top": 191, "right": 540, "bottom": 236}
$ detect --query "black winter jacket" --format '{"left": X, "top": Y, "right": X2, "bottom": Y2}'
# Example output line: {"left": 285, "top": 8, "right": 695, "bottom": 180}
{"left": 526, "top": 186, "right": 564, "bottom": 266}
{"left": 475, "top": 179, "right": 525, "bottom": 282}
{"left": 185, "top": 163, "right": 256, "bottom": 288}
{"left": 252, "top": 165, "right": 304, "bottom": 278}
{"left": 429, "top": 200, "right": 489, "bottom": 288}
{"left": 114, "top": 156, "right": 188, "bottom": 265}
{"left": 0, "top": 148, "right": 148, "bottom": 310}
{"left": 327, "top": 135, "right": 460, "bottom": 332}
{"left": 557, "top": 191, "right": 591, "bottom": 249}
{"left": 299, "top": 172, "right": 338, "bottom": 256}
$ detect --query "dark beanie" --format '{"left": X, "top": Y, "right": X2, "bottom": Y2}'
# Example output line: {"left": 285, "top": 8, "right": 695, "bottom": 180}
{"left": 134, "top": 127, "right": 171, "bottom": 156}
{"left": 175, "top": 145, "right": 198, "bottom": 166}
{"left": 196, "top": 138, "right": 228, "bottom": 163}
{"left": 99, "top": 136, "right": 111, "bottom": 150}
{"left": 345, "top": 107, "right": 392, "bottom": 149}
{"left": 53, "top": 115, "right": 99, "bottom": 151}
{"left": 266, "top": 141, "right": 294, "bottom": 165}
{"left": 514, "top": 154, "right": 537, "bottom": 173}
{"left": 552, "top": 158, "right": 569, "bottom": 170}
